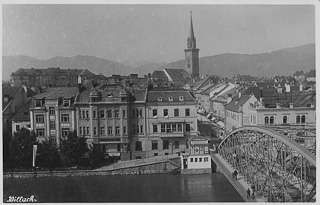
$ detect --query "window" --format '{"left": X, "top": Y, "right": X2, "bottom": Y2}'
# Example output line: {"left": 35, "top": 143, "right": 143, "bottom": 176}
{"left": 136, "top": 141, "right": 142, "bottom": 151}
{"left": 93, "top": 111, "right": 97, "bottom": 119}
{"left": 140, "top": 125, "right": 143, "bottom": 134}
{"left": 82, "top": 110, "right": 85, "bottom": 118}
{"left": 62, "top": 128, "right": 69, "bottom": 137}
{"left": 161, "top": 124, "right": 165, "bottom": 133}
{"left": 101, "top": 127, "right": 105, "bottom": 135}
{"left": 123, "top": 126, "right": 126, "bottom": 134}
{"left": 16, "top": 125, "right": 20, "bottom": 131}
{"left": 136, "top": 125, "right": 140, "bottom": 134}
{"left": 100, "top": 110, "right": 105, "bottom": 119}
{"left": 139, "top": 109, "right": 143, "bottom": 118}
{"left": 49, "top": 107, "right": 55, "bottom": 115}
{"left": 175, "top": 141, "right": 179, "bottom": 149}
{"left": 270, "top": 116, "right": 274, "bottom": 125}
{"left": 153, "top": 124, "right": 158, "bottom": 133}
{"left": 107, "top": 110, "right": 112, "bottom": 118}
{"left": 152, "top": 141, "right": 158, "bottom": 150}
{"left": 283, "top": 116, "right": 287, "bottom": 124}
{"left": 169, "top": 96, "right": 173, "bottom": 101}
{"left": 199, "top": 158, "right": 202, "bottom": 162}
{"left": 37, "top": 128, "right": 45, "bottom": 137}
{"left": 264, "top": 116, "right": 269, "bottom": 124}
{"left": 87, "top": 127, "right": 89, "bottom": 135}
{"left": 63, "top": 100, "right": 70, "bottom": 107}
{"left": 86, "top": 110, "right": 89, "bottom": 119}
{"left": 115, "top": 109, "right": 119, "bottom": 118}
{"left": 108, "top": 127, "right": 113, "bottom": 135}
{"left": 35, "top": 100, "right": 42, "bottom": 107}
{"left": 61, "top": 114, "right": 69, "bottom": 122}
{"left": 79, "top": 127, "right": 82, "bottom": 135}
{"left": 123, "top": 110, "right": 126, "bottom": 118}
{"left": 163, "top": 109, "right": 168, "bottom": 117}
{"left": 163, "top": 140, "right": 169, "bottom": 149}
{"left": 172, "top": 124, "right": 177, "bottom": 132}
{"left": 301, "top": 115, "right": 306, "bottom": 123}
{"left": 166, "top": 124, "right": 171, "bottom": 133}
{"left": 186, "top": 124, "right": 191, "bottom": 132}
{"left": 158, "top": 97, "right": 162, "bottom": 101}
{"left": 296, "top": 115, "right": 301, "bottom": 124}
{"left": 204, "top": 157, "right": 208, "bottom": 162}
{"left": 179, "top": 96, "right": 184, "bottom": 101}
{"left": 154, "top": 153, "right": 158, "bottom": 156}
{"left": 79, "top": 110, "right": 81, "bottom": 118}
{"left": 185, "top": 108, "right": 190, "bottom": 116}
{"left": 153, "top": 109, "right": 157, "bottom": 117}
{"left": 190, "top": 158, "right": 193, "bottom": 162}
{"left": 195, "top": 158, "right": 198, "bottom": 162}
{"left": 178, "top": 124, "right": 182, "bottom": 132}
{"left": 36, "top": 115, "right": 44, "bottom": 123}
{"left": 50, "top": 121, "right": 55, "bottom": 130}
{"left": 116, "top": 126, "right": 120, "bottom": 135}
{"left": 174, "top": 109, "right": 179, "bottom": 117}
{"left": 94, "top": 127, "right": 97, "bottom": 135}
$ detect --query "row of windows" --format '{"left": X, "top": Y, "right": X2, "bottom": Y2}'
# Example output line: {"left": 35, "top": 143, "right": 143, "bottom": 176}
{"left": 36, "top": 114, "right": 70, "bottom": 123}
{"left": 153, "top": 108, "right": 190, "bottom": 117}
{"left": 190, "top": 157, "right": 209, "bottom": 163}
{"left": 36, "top": 128, "right": 69, "bottom": 137}
{"left": 264, "top": 115, "right": 306, "bottom": 125}
{"left": 133, "top": 125, "right": 143, "bottom": 134}
{"left": 133, "top": 109, "right": 143, "bottom": 118}
{"left": 80, "top": 109, "right": 126, "bottom": 119}
{"left": 157, "top": 96, "right": 185, "bottom": 102}
{"left": 135, "top": 140, "right": 180, "bottom": 151}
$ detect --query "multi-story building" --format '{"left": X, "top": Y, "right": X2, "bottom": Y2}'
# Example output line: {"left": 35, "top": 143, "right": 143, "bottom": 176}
{"left": 144, "top": 88, "right": 198, "bottom": 158}
{"left": 11, "top": 67, "right": 94, "bottom": 87}
{"left": 30, "top": 87, "right": 79, "bottom": 144}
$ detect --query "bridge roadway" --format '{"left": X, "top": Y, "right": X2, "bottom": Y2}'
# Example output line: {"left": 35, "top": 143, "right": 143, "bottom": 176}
{"left": 210, "top": 152, "right": 267, "bottom": 202}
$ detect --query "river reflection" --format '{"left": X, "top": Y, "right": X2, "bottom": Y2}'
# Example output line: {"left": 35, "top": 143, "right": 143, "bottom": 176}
{"left": 3, "top": 173, "right": 244, "bottom": 202}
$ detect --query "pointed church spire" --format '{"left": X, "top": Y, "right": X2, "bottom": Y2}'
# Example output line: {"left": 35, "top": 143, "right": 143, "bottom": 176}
{"left": 189, "top": 11, "right": 195, "bottom": 39}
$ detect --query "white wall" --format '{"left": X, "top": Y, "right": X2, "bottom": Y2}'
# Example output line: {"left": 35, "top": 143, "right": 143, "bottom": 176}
{"left": 187, "top": 155, "right": 211, "bottom": 169}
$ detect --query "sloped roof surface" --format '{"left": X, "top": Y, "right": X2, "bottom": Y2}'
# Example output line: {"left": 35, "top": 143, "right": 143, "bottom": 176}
{"left": 151, "top": 71, "right": 167, "bottom": 79}
{"left": 34, "top": 87, "right": 79, "bottom": 99}
{"left": 225, "top": 95, "right": 251, "bottom": 112}
{"left": 147, "top": 88, "right": 195, "bottom": 102}
{"left": 164, "top": 68, "right": 191, "bottom": 81}
{"left": 3, "top": 87, "right": 21, "bottom": 108}
{"left": 12, "top": 99, "right": 32, "bottom": 121}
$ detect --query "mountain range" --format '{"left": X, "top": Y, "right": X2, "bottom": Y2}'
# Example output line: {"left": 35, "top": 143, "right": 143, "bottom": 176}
{"left": 2, "top": 43, "right": 315, "bottom": 81}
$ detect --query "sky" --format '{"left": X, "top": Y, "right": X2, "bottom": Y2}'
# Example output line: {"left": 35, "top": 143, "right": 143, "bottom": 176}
{"left": 2, "top": 3, "right": 316, "bottom": 65}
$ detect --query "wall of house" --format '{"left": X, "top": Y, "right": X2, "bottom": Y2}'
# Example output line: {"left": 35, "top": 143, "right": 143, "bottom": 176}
{"left": 12, "top": 121, "right": 30, "bottom": 135}
{"left": 187, "top": 155, "right": 211, "bottom": 169}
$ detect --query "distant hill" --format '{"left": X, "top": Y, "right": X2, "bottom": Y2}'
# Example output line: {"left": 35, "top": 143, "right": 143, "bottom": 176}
{"left": 3, "top": 44, "right": 315, "bottom": 81}
{"left": 162, "top": 44, "right": 315, "bottom": 78}
{"left": 2, "top": 55, "right": 150, "bottom": 81}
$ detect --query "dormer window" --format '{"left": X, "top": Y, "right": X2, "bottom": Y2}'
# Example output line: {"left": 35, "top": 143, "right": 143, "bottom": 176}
{"left": 179, "top": 96, "right": 184, "bottom": 101}
{"left": 169, "top": 96, "right": 173, "bottom": 101}
{"left": 158, "top": 97, "right": 163, "bottom": 101}
{"left": 3, "top": 95, "right": 9, "bottom": 103}
{"left": 107, "top": 93, "right": 113, "bottom": 97}
{"left": 35, "top": 100, "right": 42, "bottom": 107}
{"left": 63, "top": 100, "right": 70, "bottom": 107}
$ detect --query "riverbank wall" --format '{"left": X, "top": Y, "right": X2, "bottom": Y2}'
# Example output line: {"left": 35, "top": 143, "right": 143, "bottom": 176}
{"left": 3, "top": 158, "right": 181, "bottom": 179}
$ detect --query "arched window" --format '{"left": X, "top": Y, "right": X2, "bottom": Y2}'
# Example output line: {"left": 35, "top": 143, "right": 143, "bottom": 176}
{"left": 283, "top": 116, "right": 287, "bottom": 124}
{"left": 296, "top": 115, "right": 300, "bottom": 124}
{"left": 270, "top": 116, "right": 274, "bottom": 125}
{"left": 264, "top": 116, "right": 269, "bottom": 124}
{"left": 135, "top": 141, "right": 142, "bottom": 151}
{"left": 301, "top": 115, "right": 306, "bottom": 123}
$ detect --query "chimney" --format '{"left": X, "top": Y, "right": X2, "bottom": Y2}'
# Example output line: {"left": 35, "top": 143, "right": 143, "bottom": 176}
{"left": 310, "top": 102, "right": 315, "bottom": 108}
{"left": 276, "top": 103, "right": 281, "bottom": 108}
{"left": 238, "top": 91, "right": 242, "bottom": 98}
{"left": 289, "top": 103, "right": 294, "bottom": 108}
{"left": 227, "top": 94, "right": 232, "bottom": 104}
{"left": 299, "top": 83, "right": 304, "bottom": 91}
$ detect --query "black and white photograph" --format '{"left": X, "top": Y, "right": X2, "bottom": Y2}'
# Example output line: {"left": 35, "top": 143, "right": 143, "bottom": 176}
{"left": 2, "top": 0, "right": 317, "bottom": 203}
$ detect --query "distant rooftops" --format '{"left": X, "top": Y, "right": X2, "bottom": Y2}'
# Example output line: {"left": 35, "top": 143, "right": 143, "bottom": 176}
{"left": 34, "top": 87, "right": 79, "bottom": 99}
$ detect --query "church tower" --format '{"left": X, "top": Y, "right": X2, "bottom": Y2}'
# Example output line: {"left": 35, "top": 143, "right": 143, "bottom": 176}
{"left": 184, "top": 11, "right": 200, "bottom": 81}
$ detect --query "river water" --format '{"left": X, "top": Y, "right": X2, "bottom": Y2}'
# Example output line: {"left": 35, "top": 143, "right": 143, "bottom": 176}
{"left": 3, "top": 173, "right": 244, "bottom": 202}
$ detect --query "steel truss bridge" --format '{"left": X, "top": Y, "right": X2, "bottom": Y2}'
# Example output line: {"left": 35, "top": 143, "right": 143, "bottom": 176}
{"left": 216, "top": 126, "right": 316, "bottom": 202}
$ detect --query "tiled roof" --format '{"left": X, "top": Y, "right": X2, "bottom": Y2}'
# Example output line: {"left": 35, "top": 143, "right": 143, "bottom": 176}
{"left": 34, "top": 87, "right": 79, "bottom": 99}
{"left": 3, "top": 87, "right": 22, "bottom": 108}
{"left": 261, "top": 91, "right": 315, "bottom": 108}
{"left": 12, "top": 99, "right": 32, "bottom": 121}
{"left": 193, "top": 76, "right": 210, "bottom": 90}
{"left": 225, "top": 95, "right": 252, "bottom": 112}
{"left": 131, "top": 89, "right": 147, "bottom": 102}
{"left": 201, "top": 84, "right": 221, "bottom": 95}
{"left": 151, "top": 71, "right": 168, "bottom": 79}
{"left": 164, "top": 68, "right": 191, "bottom": 81}
{"left": 147, "top": 88, "right": 196, "bottom": 103}
{"left": 243, "top": 87, "right": 262, "bottom": 98}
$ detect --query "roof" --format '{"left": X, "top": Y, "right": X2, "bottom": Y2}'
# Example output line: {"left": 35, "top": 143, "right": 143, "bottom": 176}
{"left": 12, "top": 99, "right": 32, "bottom": 122}
{"left": 255, "top": 82, "right": 275, "bottom": 88}
{"left": 12, "top": 67, "right": 84, "bottom": 76}
{"left": 262, "top": 91, "right": 315, "bottom": 108}
{"left": 193, "top": 76, "right": 210, "bottom": 90}
{"left": 3, "top": 87, "right": 22, "bottom": 108}
{"left": 243, "top": 87, "right": 262, "bottom": 98}
{"left": 225, "top": 95, "right": 252, "bottom": 112}
{"left": 164, "top": 68, "right": 191, "bottom": 81}
{"left": 147, "top": 88, "right": 196, "bottom": 103}
{"left": 151, "top": 71, "right": 168, "bottom": 79}
{"left": 34, "top": 87, "right": 79, "bottom": 99}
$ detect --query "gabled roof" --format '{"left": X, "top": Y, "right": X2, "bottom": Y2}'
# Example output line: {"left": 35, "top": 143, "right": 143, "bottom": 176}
{"left": 193, "top": 76, "right": 211, "bottom": 90}
{"left": 243, "top": 87, "right": 262, "bottom": 98}
{"left": 12, "top": 99, "right": 32, "bottom": 122}
{"left": 147, "top": 88, "right": 196, "bottom": 103}
{"left": 225, "top": 95, "right": 252, "bottom": 113}
{"left": 151, "top": 71, "right": 168, "bottom": 79}
{"left": 34, "top": 87, "right": 79, "bottom": 99}
{"left": 163, "top": 68, "right": 191, "bottom": 81}
{"left": 3, "top": 87, "right": 22, "bottom": 108}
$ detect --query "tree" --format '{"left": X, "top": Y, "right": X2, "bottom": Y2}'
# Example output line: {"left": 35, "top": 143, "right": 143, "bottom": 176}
{"left": 9, "top": 128, "right": 38, "bottom": 169}
{"left": 37, "top": 139, "right": 61, "bottom": 170}
{"left": 60, "top": 131, "right": 90, "bottom": 167}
